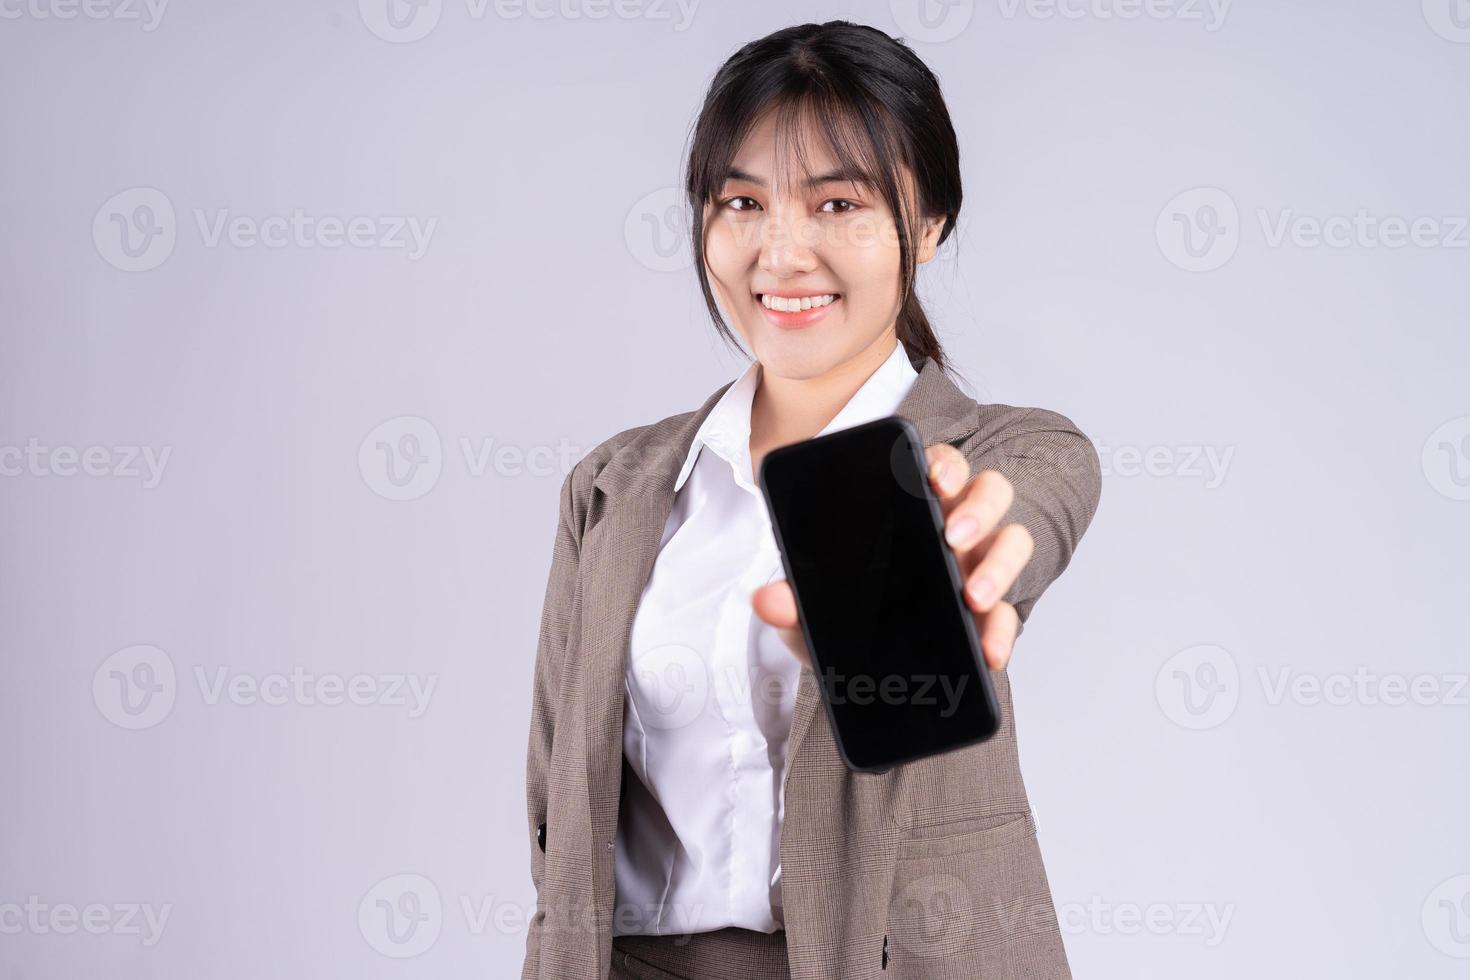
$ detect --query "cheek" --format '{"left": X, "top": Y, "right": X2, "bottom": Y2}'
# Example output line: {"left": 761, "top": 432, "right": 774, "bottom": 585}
{"left": 703, "top": 218, "right": 753, "bottom": 287}
{"left": 831, "top": 218, "right": 903, "bottom": 309}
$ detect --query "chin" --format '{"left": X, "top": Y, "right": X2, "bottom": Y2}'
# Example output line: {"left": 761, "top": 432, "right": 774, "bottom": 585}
{"left": 750, "top": 337, "right": 844, "bottom": 381}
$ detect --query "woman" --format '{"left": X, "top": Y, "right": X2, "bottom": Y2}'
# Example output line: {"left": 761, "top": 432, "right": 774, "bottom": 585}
{"left": 522, "top": 21, "right": 1102, "bottom": 980}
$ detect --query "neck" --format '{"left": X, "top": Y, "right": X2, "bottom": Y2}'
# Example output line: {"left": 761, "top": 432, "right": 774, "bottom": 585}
{"left": 750, "top": 330, "right": 901, "bottom": 453}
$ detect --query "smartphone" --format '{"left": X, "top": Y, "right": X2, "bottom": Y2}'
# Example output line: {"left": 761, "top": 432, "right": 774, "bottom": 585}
{"left": 758, "top": 415, "right": 1001, "bottom": 773}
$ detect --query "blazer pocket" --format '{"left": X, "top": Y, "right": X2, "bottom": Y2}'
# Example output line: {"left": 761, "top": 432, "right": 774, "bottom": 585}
{"left": 896, "top": 810, "right": 1035, "bottom": 860}
{"left": 887, "top": 810, "right": 1059, "bottom": 972}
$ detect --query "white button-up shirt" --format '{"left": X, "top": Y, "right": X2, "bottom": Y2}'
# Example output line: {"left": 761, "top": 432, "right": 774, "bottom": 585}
{"left": 612, "top": 342, "right": 920, "bottom": 937}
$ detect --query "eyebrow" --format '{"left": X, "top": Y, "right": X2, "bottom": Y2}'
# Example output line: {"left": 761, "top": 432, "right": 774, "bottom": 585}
{"left": 722, "top": 166, "right": 873, "bottom": 190}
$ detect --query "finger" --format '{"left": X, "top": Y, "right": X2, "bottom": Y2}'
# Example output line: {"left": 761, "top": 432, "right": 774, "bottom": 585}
{"left": 924, "top": 443, "right": 970, "bottom": 511}
{"left": 943, "top": 468, "right": 1015, "bottom": 555}
{"left": 978, "top": 600, "right": 1020, "bottom": 670}
{"left": 752, "top": 579, "right": 798, "bottom": 628}
{"left": 962, "top": 522, "right": 1034, "bottom": 613}
{"left": 751, "top": 580, "right": 812, "bottom": 671}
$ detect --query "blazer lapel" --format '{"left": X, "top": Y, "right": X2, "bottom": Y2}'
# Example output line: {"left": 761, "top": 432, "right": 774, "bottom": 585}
{"left": 579, "top": 354, "right": 982, "bottom": 929}
{"left": 581, "top": 380, "right": 732, "bottom": 931}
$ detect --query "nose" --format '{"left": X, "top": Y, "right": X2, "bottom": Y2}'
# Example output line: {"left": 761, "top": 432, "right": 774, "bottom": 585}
{"left": 758, "top": 204, "right": 819, "bottom": 279}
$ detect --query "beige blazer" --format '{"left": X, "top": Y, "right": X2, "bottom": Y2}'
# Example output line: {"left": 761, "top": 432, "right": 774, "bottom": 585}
{"left": 521, "top": 354, "right": 1102, "bottom": 980}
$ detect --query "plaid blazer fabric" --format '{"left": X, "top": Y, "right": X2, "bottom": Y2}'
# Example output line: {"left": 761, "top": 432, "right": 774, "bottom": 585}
{"left": 521, "top": 354, "right": 1102, "bottom": 980}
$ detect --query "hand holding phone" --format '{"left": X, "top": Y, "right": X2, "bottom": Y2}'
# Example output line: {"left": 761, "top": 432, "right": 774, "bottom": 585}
{"left": 755, "top": 416, "right": 1029, "bottom": 771}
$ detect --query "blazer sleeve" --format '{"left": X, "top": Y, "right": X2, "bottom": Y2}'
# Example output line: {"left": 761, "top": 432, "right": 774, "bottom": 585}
{"left": 961, "top": 406, "right": 1102, "bottom": 638}
{"left": 522, "top": 465, "right": 583, "bottom": 979}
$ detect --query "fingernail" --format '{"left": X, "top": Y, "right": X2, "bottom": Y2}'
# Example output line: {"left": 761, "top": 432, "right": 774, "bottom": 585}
{"left": 946, "top": 516, "right": 978, "bottom": 547}
{"left": 968, "top": 575, "right": 996, "bottom": 607}
{"left": 930, "top": 459, "right": 949, "bottom": 485}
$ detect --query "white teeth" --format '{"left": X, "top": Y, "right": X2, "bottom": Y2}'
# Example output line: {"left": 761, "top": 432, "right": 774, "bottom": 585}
{"left": 760, "top": 293, "right": 836, "bottom": 312}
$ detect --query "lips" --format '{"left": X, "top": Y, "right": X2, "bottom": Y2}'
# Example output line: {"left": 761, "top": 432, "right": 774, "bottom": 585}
{"left": 754, "top": 292, "right": 842, "bottom": 330}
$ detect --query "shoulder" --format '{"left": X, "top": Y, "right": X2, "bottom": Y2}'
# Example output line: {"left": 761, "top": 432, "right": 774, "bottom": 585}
{"left": 554, "top": 403, "right": 712, "bottom": 538}
{"left": 967, "top": 402, "right": 1096, "bottom": 453}
{"left": 575, "top": 401, "right": 709, "bottom": 484}
{"left": 909, "top": 361, "right": 1097, "bottom": 480}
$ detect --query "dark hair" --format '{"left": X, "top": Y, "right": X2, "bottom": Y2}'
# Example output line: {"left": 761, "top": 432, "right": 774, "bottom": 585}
{"left": 683, "top": 21, "right": 963, "bottom": 373}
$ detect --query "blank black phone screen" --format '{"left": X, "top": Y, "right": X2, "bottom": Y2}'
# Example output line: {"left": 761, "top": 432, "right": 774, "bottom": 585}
{"left": 759, "top": 416, "right": 1000, "bottom": 771}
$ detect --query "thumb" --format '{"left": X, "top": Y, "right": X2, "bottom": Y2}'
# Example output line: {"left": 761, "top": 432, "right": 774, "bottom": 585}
{"left": 751, "top": 580, "right": 811, "bottom": 671}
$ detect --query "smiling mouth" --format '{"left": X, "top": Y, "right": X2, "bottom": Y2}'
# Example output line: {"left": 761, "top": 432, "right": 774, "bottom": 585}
{"left": 753, "top": 292, "right": 842, "bottom": 330}
{"left": 755, "top": 292, "right": 841, "bottom": 312}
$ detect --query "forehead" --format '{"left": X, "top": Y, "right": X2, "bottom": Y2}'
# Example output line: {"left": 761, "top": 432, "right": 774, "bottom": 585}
{"left": 727, "top": 109, "right": 843, "bottom": 187}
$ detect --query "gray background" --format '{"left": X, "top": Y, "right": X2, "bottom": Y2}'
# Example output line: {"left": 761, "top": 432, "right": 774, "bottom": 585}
{"left": 2, "top": 0, "right": 1467, "bottom": 977}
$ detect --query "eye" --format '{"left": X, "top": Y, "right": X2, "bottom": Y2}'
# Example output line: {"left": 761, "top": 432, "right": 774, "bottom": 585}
{"left": 819, "top": 198, "right": 861, "bottom": 215}
{"left": 722, "top": 196, "right": 761, "bottom": 213}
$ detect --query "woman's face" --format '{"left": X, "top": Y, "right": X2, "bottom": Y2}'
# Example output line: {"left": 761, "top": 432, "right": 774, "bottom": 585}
{"left": 702, "top": 111, "right": 946, "bottom": 380}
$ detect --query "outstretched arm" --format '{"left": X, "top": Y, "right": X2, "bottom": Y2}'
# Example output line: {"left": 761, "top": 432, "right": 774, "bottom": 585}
{"left": 752, "top": 406, "right": 1102, "bottom": 670}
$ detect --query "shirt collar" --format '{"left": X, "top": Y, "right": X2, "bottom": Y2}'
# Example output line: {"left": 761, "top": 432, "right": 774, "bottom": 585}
{"left": 672, "top": 342, "right": 920, "bottom": 493}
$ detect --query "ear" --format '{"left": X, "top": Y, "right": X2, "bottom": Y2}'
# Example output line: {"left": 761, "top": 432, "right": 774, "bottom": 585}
{"left": 915, "top": 212, "right": 949, "bottom": 265}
